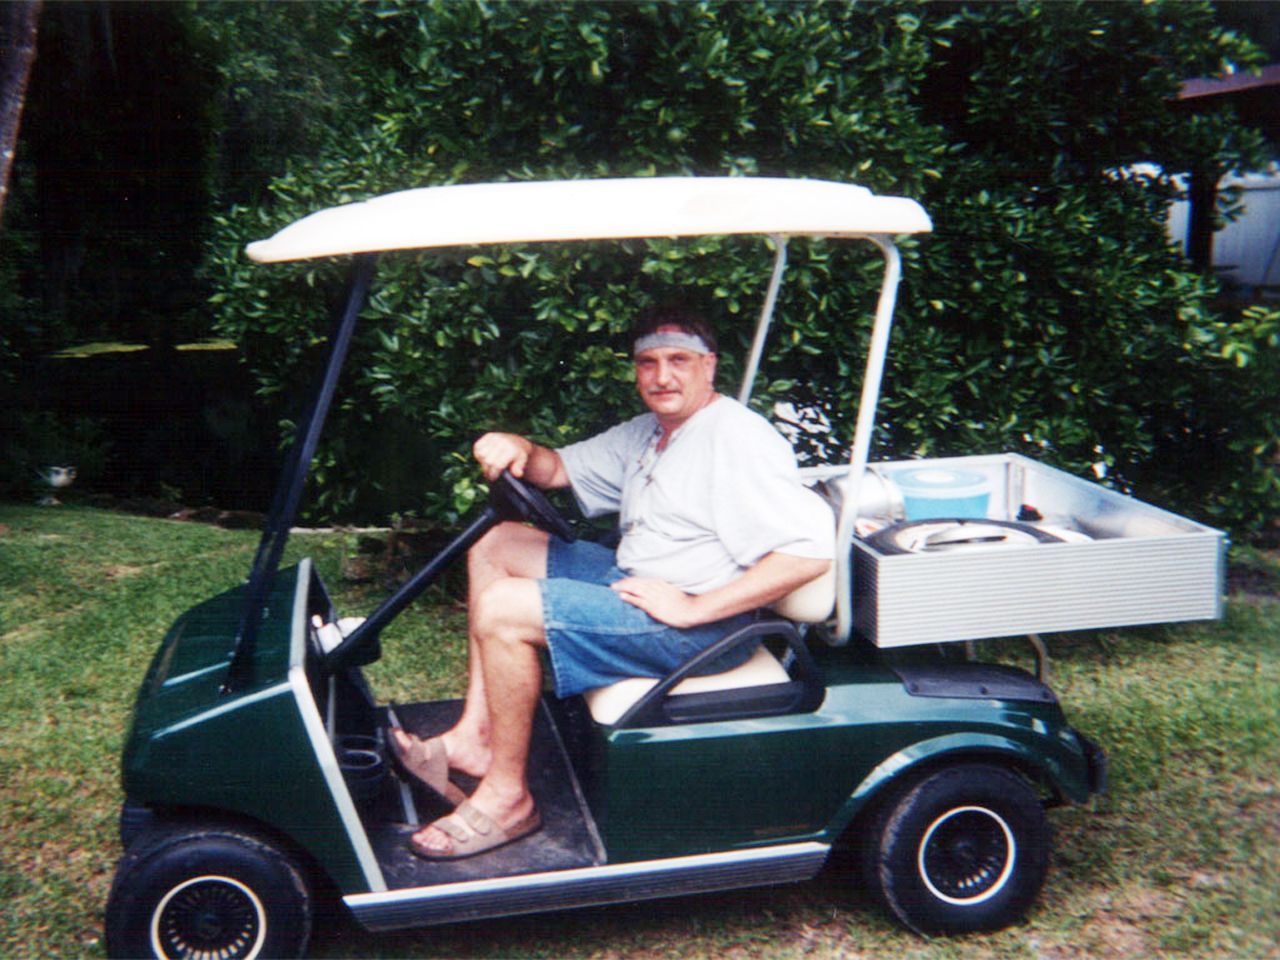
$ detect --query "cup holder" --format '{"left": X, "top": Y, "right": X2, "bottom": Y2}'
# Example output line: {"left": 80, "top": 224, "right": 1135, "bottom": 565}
{"left": 336, "top": 734, "right": 386, "bottom": 802}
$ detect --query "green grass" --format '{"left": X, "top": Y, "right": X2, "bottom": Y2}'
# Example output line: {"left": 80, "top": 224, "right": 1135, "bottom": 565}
{"left": 1, "top": 503, "right": 1277, "bottom": 958}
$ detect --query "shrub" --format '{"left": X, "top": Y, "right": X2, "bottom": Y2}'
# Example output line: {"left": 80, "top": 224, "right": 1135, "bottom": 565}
{"left": 208, "top": 1, "right": 1276, "bottom": 536}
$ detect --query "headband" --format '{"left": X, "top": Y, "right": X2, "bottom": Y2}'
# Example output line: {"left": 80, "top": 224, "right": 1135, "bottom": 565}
{"left": 632, "top": 331, "right": 712, "bottom": 356}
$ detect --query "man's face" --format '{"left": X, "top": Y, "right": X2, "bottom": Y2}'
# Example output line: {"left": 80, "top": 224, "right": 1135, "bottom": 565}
{"left": 634, "top": 324, "right": 717, "bottom": 425}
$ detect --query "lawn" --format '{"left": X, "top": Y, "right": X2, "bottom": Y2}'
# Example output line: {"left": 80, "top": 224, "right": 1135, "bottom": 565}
{"left": 1, "top": 503, "right": 1277, "bottom": 959}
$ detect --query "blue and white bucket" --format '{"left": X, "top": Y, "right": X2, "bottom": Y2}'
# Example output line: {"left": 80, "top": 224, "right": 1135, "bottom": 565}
{"left": 892, "top": 467, "right": 991, "bottom": 520}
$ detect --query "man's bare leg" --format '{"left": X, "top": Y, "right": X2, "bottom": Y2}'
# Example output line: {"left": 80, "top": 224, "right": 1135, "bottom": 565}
{"left": 391, "top": 522, "right": 548, "bottom": 779}
{"left": 409, "top": 576, "right": 545, "bottom": 854}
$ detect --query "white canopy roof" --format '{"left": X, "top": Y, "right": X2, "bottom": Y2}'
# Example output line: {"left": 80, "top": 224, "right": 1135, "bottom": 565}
{"left": 245, "top": 177, "right": 932, "bottom": 263}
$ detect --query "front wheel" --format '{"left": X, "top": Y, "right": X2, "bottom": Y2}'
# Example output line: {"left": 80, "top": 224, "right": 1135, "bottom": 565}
{"left": 104, "top": 823, "right": 312, "bottom": 959}
{"left": 868, "top": 764, "right": 1050, "bottom": 935}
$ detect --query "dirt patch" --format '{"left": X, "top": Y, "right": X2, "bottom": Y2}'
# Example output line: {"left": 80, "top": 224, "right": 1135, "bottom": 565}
{"left": 1032, "top": 884, "right": 1181, "bottom": 960}
{"left": 103, "top": 564, "right": 147, "bottom": 580}
{"left": 68, "top": 493, "right": 267, "bottom": 531}
{"left": 1236, "top": 777, "right": 1280, "bottom": 846}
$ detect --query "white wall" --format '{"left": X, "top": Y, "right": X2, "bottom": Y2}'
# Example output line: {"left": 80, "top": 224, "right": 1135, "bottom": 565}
{"left": 1167, "top": 167, "right": 1280, "bottom": 295}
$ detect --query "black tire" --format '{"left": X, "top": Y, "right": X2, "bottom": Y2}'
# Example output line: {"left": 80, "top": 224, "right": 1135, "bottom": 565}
{"left": 104, "top": 823, "right": 313, "bottom": 959}
{"left": 868, "top": 764, "right": 1049, "bottom": 935}
{"left": 867, "top": 519, "right": 1062, "bottom": 556}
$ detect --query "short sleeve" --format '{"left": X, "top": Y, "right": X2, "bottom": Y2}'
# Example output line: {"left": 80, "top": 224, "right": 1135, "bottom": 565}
{"left": 708, "top": 411, "right": 835, "bottom": 567}
{"left": 558, "top": 415, "right": 654, "bottom": 518}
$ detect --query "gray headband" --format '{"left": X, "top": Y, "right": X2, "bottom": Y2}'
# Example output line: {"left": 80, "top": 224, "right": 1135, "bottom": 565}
{"left": 632, "top": 331, "right": 712, "bottom": 356}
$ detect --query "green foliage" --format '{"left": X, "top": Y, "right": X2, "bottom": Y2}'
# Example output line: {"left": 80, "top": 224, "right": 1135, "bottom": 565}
{"left": 207, "top": 0, "right": 1277, "bottom": 535}
{"left": 891, "top": 1, "right": 1277, "bottom": 531}
{"left": 194, "top": 1, "right": 356, "bottom": 207}
{"left": 1167, "top": 302, "right": 1280, "bottom": 531}
{"left": 210, "top": 0, "right": 945, "bottom": 522}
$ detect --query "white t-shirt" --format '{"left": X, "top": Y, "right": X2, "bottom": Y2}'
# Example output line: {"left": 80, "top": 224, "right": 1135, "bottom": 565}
{"left": 557, "top": 397, "right": 834, "bottom": 594}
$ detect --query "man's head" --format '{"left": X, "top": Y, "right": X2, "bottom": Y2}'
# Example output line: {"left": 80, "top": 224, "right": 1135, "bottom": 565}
{"left": 629, "top": 304, "right": 719, "bottom": 427}
{"left": 630, "top": 304, "right": 719, "bottom": 358}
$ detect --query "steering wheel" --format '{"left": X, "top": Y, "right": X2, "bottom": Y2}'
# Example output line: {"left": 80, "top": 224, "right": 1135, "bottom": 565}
{"left": 489, "top": 470, "right": 577, "bottom": 542}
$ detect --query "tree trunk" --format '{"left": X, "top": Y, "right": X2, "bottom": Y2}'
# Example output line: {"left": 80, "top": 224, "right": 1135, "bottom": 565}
{"left": 1186, "top": 164, "right": 1220, "bottom": 275}
{"left": 0, "top": 0, "right": 41, "bottom": 226}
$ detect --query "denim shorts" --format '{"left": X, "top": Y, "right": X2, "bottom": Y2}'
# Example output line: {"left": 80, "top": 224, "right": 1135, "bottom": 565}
{"left": 539, "top": 538, "right": 755, "bottom": 698}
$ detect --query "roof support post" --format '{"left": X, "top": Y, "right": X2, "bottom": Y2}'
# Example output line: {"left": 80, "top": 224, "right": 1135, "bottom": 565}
{"left": 225, "top": 253, "right": 378, "bottom": 693}
{"left": 832, "top": 235, "right": 902, "bottom": 644}
{"left": 737, "top": 236, "right": 788, "bottom": 404}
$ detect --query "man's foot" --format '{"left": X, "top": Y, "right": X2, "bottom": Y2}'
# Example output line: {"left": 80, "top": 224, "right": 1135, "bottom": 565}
{"left": 387, "top": 728, "right": 468, "bottom": 807}
{"left": 388, "top": 723, "right": 491, "bottom": 774}
{"left": 408, "top": 799, "right": 542, "bottom": 861}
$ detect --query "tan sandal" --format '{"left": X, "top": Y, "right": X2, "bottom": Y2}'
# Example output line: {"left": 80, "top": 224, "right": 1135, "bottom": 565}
{"left": 386, "top": 727, "right": 468, "bottom": 807}
{"left": 408, "top": 800, "right": 542, "bottom": 861}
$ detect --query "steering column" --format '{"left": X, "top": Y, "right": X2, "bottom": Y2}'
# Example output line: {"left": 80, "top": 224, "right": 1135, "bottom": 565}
{"left": 322, "top": 472, "right": 575, "bottom": 671}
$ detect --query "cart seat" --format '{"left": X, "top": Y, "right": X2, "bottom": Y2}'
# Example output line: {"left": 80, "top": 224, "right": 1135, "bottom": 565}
{"left": 583, "top": 568, "right": 834, "bottom": 725}
{"left": 769, "top": 561, "right": 836, "bottom": 623}
{"left": 584, "top": 642, "right": 791, "bottom": 725}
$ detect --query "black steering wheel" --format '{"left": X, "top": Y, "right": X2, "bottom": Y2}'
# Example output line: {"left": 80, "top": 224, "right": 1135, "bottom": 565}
{"left": 489, "top": 470, "right": 577, "bottom": 542}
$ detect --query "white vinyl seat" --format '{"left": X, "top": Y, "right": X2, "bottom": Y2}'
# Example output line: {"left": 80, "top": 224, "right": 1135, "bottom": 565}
{"left": 584, "top": 643, "right": 791, "bottom": 725}
{"left": 769, "top": 561, "right": 836, "bottom": 623}
{"left": 583, "top": 561, "right": 835, "bottom": 725}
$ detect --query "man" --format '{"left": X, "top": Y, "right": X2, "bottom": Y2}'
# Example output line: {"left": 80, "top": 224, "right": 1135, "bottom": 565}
{"left": 391, "top": 304, "right": 834, "bottom": 859}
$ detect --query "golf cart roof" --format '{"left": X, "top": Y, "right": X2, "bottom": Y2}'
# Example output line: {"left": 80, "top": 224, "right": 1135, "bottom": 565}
{"left": 245, "top": 176, "right": 931, "bottom": 263}
{"left": 231, "top": 177, "right": 929, "bottom": 675}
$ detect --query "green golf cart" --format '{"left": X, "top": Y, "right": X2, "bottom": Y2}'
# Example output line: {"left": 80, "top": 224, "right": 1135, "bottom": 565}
{"left": 105, "top": 177, "right": 1221, "bottom": 958}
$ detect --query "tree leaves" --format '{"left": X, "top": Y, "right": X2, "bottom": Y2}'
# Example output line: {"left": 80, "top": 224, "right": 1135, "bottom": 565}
{"left": 205, "top": 1, "right": 1276, "bottom": 534}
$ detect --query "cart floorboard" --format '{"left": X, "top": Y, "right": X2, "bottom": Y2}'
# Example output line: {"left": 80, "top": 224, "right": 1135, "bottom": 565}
{"left": 365, "top": 700, "right": 605, "bottom": 890}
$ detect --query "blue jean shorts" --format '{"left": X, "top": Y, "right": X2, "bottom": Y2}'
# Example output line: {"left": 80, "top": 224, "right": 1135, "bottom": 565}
{"left": 539, "top": 538, "right": 755, "bottom": 698}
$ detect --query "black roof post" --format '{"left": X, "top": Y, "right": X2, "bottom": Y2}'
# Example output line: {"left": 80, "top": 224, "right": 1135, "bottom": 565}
{"left": 224, "top": 253, "right": 379, "bottom": 694}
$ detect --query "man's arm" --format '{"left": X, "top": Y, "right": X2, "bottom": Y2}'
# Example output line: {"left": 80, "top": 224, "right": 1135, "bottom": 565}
{"left": 610, "top": 552, "right": 831, "bottom": 629}
{"left": 472, "top": 432, "right": 570, "bottom": 488}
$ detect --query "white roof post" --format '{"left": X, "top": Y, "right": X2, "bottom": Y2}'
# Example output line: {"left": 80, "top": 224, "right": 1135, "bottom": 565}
{"left": 833, "top": 234, "right": 903, "bottom": 644}
{"left": 737, "top": 236, "right": 788, "bottom": 405}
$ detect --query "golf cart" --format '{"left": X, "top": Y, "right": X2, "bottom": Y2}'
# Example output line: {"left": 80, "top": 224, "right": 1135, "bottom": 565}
{"left": 105, "top": 178, "right": 1222, "bottom": 958}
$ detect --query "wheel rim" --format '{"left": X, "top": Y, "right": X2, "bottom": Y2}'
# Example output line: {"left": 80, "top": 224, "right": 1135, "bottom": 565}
{"left": 917, "top": 805, "right": 1017, "bottom": 906}
{"left": 150, "top": 874, "right": 267, "bottom": 960}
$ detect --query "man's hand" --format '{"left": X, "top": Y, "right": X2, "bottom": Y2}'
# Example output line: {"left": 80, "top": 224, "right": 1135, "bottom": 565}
{"left": 610, "top": 577, "right": 704, "bottom": 629}
{"left": 473, "top": 433, "right": 533, "bottom": 482}
{"left": 614, "top": 553, "right": 832, "bottom": 629}
{"left": 472, "top": 432, "right": 570, "bottom": 488}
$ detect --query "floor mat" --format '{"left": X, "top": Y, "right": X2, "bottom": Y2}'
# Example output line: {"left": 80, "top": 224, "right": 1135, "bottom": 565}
{"left": 365, "top": 698, "right": 606, "bottom": 889}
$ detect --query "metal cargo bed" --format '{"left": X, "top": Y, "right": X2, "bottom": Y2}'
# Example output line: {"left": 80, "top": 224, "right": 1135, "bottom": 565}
{"left": 812, "top": 453, "right": 1225, "bottom": 649}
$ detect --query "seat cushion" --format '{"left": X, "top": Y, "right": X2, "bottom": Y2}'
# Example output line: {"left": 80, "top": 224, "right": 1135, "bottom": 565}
{"left": 583, "top": 643, "right": 791, "bottom": 725}
{"left": 769, "top": 562, "right": 836, "bottom": 623}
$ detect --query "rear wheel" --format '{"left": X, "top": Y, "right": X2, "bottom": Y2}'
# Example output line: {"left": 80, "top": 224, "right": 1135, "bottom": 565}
{"left": 104, "top": 823, "right": 312, "bottom": 959}
{"left": 868, "top": 764, "right": 1049, "bottom": 934}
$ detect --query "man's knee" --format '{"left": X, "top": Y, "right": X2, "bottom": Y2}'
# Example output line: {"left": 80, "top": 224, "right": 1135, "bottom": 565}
{"left": 473, "top": 577, "right": 546, "bottom": 648}
{"left": 469, "top": 522, "right": 550, "bottom": 580}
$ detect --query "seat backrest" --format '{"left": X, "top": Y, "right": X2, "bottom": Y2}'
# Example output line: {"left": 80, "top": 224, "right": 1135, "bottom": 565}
{"left": 769, "top": 561, "right": 836, "bottom": 623}
{"left": 768, "top": 483, "right": 838, "bottom": 623}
